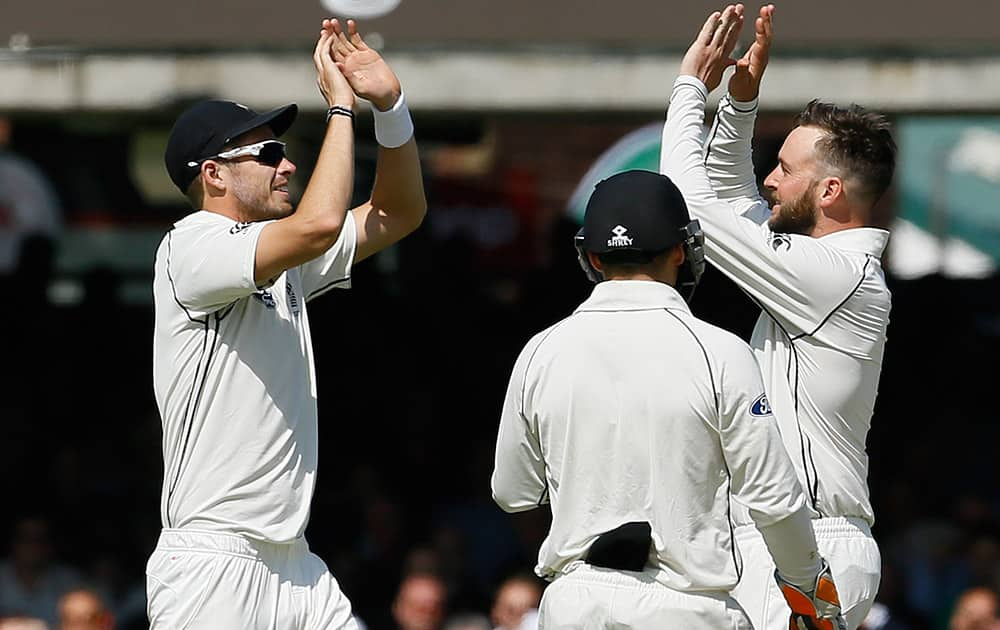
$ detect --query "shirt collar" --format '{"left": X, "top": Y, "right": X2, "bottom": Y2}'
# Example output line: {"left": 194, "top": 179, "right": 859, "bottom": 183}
{"left": 174, "top": 210, "right": 228, "bottom": 229}
{"left": 575, "top": 280, "right": 691, "bottom": 314}
{"left": 817, "top": 227, "right": 890, "bottom": 257}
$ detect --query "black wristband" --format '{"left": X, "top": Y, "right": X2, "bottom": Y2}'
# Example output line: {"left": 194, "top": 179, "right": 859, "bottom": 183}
{"left": 326, "top": 106, "right": 355, "bottom": 123}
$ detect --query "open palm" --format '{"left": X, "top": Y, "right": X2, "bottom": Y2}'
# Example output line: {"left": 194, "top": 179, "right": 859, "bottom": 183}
{"left": 332, "top": 20, "right": 401, "bottom": 111}
{"left": 729, "top": 4, "right": 773, "bottom": 101}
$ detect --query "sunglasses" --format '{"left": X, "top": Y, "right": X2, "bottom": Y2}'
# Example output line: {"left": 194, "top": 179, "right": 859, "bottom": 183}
{"left": 188, "top": 140, "right": 287, "bottom": 168}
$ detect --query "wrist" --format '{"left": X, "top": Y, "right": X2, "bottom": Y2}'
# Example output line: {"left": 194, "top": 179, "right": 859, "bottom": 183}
{"left": 370, "top": 89, "right": 402, "bottom": 113}
{"left": 727, "top": 93, "right": 759, "bottom": 113}
{"left": 372, "top": 91, "right": 414, "bottom": 148}
{"left": 326, "top": 106, "right": 355, "bottom": 124}
{"left": 673, "top": 75, "right": 709, "bottom": 100}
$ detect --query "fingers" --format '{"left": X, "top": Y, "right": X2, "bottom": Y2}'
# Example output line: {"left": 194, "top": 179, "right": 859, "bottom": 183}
{"left": 759, "top": 4, "right": 774, "bottom": 44}
{"left": 709, "top": 5, "right": 733, "bottom": 47}
{"left": 698, "top": 11, "right": 722, "bottom": 45}
{"left": 347, "top": 19, "right": 369, "bottom": 50}
{"left": 314, "top": 20, "right": 334, "bottom": 71}
{"left": 332, "top": 19, "right": 358, "bottom": 61}
{"left": 315, "top": 18, "right": 357, "bottom": 106}
{"left": 721, "top": 6, "right": 745, "bottom": 58}
{"left": 710, "top": 4, "right": 743, "bottom": 48}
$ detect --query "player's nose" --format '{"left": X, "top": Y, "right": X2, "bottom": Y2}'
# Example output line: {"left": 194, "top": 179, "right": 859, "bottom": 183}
{"left": 763, "top": 165, "right": 780, "bottom": 190}
{"left": 278, "top": 158, "right": 296, "bottom": 176}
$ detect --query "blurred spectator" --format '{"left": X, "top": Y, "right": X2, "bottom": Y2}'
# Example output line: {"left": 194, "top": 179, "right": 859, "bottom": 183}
{"left": 442, "top": 613, "right": 492, "bottom": 630}
{"left": 894, "top": 517, "right": 967, "bottom": 621}
{"left": 949, "top": 587, "right": 1000, "bottom": 630}
{"left": 0, "top": 617, "right": 48, "bottom": 630}
{"left": 56, "top": 589, "right": 113, "bottom": 630}
{"left": 391, "top": 572, "right": 448, "bottom": 630}
{"left": 85, "top": 556, "right": 144, "bottom": 630}
{"left": 0, "top": 115, "right": 62, "bottom": 277}
{"left": 489, "top": 574, "right": 543, "bottom": 630}
{"left": 513, "top": 610, "right": 537, "bottom": 630}
{"left": 0, "top": 517, "right": 81, "bottom": 626}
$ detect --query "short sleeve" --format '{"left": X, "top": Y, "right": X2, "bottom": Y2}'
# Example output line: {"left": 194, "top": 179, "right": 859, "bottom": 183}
{"left": 164, "top": 219, "right": 268, "bottom": 318}
{"left": 300, "top": 211, "right": 357, "bottom": 301}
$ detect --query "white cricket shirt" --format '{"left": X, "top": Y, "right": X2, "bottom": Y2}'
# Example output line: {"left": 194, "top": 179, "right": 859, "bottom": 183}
{"left": 492, "top": 281, "right": 809, "bottom": 592}
{"left": 152, "top": 210, "right": 357, "bottom": 543}
{"left": 660, "top": 77, "right": 891, "bottom": 527}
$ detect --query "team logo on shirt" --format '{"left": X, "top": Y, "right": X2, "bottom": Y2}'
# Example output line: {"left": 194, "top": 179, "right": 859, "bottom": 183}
{"left": 770, "top": 233, "right": 791, "bottom": 252}
{"left": 608, "top": 225, "right": 633, "bottom": 248}
{"left": 230, "top": 222, "right": 252, "bottom": 235}
{"left": 750, "top": 394, "right": 772, "bottom": 417}
{"left": 255, "top": 289, "right": 276, "bottom": 309}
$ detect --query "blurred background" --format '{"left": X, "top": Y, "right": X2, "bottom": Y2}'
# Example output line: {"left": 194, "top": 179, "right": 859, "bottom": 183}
{"left": 2, "top": 1, "right": 1000, "bottom": 629}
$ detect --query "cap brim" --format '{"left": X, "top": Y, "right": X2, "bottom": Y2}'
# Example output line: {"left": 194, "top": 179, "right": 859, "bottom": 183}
{"left": 223, "top": 103, "right": 298, "bottom": 144}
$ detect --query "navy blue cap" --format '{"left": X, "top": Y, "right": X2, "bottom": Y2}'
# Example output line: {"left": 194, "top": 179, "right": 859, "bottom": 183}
{"left": 164, "top": 100, "right": 298, "bottom": 193}
{"left": 581, "top": 170, "right": 692, "bottom": 255}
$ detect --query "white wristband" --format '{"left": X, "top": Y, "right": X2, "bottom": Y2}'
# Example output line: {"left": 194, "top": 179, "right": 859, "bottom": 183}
{"left": 372, "top": 91, "right": 414, "bottom": 148}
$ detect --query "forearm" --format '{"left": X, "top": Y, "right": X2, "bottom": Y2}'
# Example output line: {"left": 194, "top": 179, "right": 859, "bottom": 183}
{"left": 370, "top": 136, "right": 426, "bottom": 234}
{"left": 295, "top": 115, "right": 356, "bottom": 241}
{"left": 705, "top": 94, "right": 763, "bottom": 202}
{"left": 660, "top": 76, "right": 720, "bottom": 209}
{"left": 756, "top": 505, "right": 822, "bottom": 590}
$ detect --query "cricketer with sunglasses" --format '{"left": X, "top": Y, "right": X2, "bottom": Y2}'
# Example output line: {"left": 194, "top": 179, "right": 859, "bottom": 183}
{"left": 147, "top": 19, "right": 425, "bottom": 629}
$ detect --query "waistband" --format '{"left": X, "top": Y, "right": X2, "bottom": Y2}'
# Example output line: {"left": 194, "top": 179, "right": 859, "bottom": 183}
{"left": 561, "top": 563, "right": 731, "bottom": 601}
{"left": 735, "top": 516, "right": 872, "bottom": 539}
{"left": 156, "top": 529, "right": 307, "bottom": 561}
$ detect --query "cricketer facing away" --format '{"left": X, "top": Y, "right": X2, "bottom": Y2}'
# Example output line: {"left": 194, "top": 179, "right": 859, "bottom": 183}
{"left": 147, "top": 19, "right": 425, "bottom": 629}
{"left": 661, "top": 4, "right": 896, "bottom": 628}
{"left": 492, "top": 169, "right": 847, "bottom": 630}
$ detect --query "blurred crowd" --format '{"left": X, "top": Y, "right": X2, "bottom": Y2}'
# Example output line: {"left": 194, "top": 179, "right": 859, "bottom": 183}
{"left": 2, "top": 113, "right": 1000, "bottom": 630}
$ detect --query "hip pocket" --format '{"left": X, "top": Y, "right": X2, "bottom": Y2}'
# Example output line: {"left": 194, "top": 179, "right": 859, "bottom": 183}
{"left": 145, "top": 550, "right": 225, "bottom": 630}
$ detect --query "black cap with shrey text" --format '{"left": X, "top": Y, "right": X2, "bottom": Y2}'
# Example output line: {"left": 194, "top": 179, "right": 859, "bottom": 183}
{"left": 164, "top": 100, "right": 298, "bottom": 193}
{"left": 581, "top": 169, "right": 692, "bottom": 255}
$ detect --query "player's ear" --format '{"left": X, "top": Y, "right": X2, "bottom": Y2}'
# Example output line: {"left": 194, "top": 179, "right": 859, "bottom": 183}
{"left": 668, "top": 243, "right": 685, "bottom": 267}
{"left": 587, "top": 252, "right": 603, "bottom": 273}
{"left": 202, "top": 160, "right": 227, "bottom": 195}
{"left": 818, "top": 176, "right": 844, "bottom": 208}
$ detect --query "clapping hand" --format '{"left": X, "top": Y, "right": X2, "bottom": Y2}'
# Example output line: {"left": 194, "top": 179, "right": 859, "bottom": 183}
{"left": 330, "top": 19, "right": 402, "bottom": 112}
{"left": 679, "top": 4, "right": 745, "bottom": 93}
{"left": 728, "top": 4, "right": 774, "bottom": 102}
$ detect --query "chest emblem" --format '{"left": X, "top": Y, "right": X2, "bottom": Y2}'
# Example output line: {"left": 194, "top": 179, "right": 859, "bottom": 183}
{"left": 255, "top": 288, "right": 276, "bottom": 309}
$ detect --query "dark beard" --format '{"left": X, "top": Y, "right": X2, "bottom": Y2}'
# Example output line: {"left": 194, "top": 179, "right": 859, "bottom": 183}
{"left": 768, "top": 182, "right": 818, "bottom": 236}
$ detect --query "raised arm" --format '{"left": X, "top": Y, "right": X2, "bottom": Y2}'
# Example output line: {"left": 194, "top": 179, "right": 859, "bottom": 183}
{"left": 333, "top": 20, "right": 427, "bottom": 264}
{"left": 254, "top": 19, "right": 358, "bottom": 286}
{"left": 660, "top": 4, "right": 744, "bottom": 219}
{"left": 704, "top": 5, "right": 774, "bottom": 210}
{"left": 661, "top": 6, "right": 858, "bottom": 333}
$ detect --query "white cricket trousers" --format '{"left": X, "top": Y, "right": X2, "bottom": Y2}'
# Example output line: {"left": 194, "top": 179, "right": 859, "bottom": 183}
{"left": 730, "top": 517, "right": 881, "bottom": 630}
{"left": 538, "top": 564, "right": 753, "bottom": 630}
{"left": 145, "top": 529, "right": 360, "bottom": 630}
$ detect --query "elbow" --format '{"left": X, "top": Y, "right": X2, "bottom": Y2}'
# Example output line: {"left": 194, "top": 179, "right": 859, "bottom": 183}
{"left": 491, "top": 480, "right": 536, "bottom": 514}
{"left": 401, "top": 196, "right": 428, "bottom": 236}
{"left": 491, "top": 489, "right": 519, "bottom": 513}
{"left": 490, "top": 476, "right": 520, "bottom": 513}
{"left": 304, "top": 214, "right": 346, "bottom": 254}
